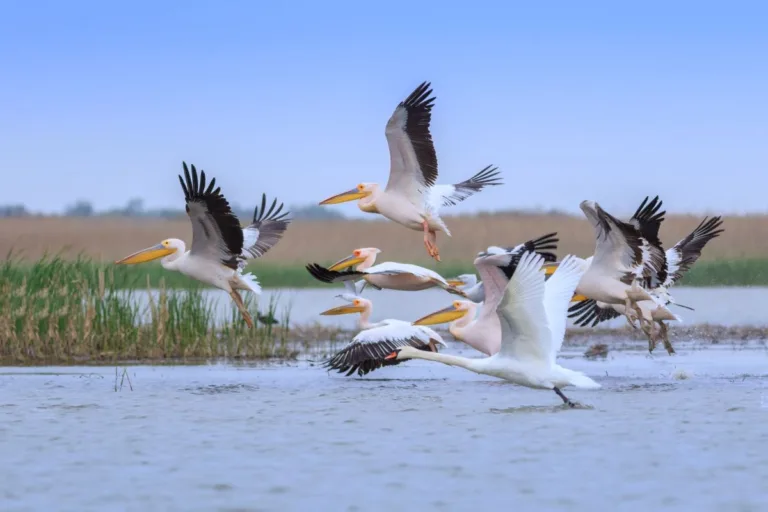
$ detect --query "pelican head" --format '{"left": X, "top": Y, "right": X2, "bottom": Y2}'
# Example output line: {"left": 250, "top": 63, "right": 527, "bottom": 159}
{"left": 445, "top": 273, "right": 477, "bottom": 288}
{"left": 384, "top": 346, "right": 420, "bottom": 361}
{"left": 412, "top": 300, "right": 473, "bottom": 326}
{"left": 473, "top": 246, "right": 517, "bottom": 268}
{"left": 114, "top": 238, "right": 184, "bottom": 265}
{"left": 319, "top": 183, "right": 380, "bottom": 213}
{"left": 329, "top": 247, "right": 381, "bottom": 271}
{"left": 319, "top": 296, "right": 371, "bottom": 316}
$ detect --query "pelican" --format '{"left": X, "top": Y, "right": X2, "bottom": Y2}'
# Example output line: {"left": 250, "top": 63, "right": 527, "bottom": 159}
{"left": 114, "top": 162, "right": 291, "bottom": 328}
{"left": 305, "top": 247, "right": 466, "bottom": 296}
{"left": 411, "top": 233, "right": 561, "bottom": 356}
{"left": 445, "top": 273, "right": 485, "bottom": 302}
{"left": 542, "top": 199, "right": 661, "bottom": 331}
{"left": 318, "top": 285, "right": 446, "bottom": 377}
{"left": 318, "top": 81, "right": 503, "bottom": 261}
{"left": 569, "top": 215, "right": 724, "bottom": 354}
{"left": 386, "top": 252, "right": 600, "bottom": 407}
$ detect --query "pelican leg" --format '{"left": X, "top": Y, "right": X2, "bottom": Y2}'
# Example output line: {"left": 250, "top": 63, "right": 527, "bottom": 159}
{"left": 553, "top": 387, "right": 576, "bottom": 408}
{"left": 642, "top": 320, "right": 656, "bottom": 353}
{"left": 422, "top": 220, "right": 441, "bottom": 261}
{"left": 229, "top": 290, "right": 254, "bottom": 329}
{"left": 659, "top": 321, "right": 675, "bottom": 355}
{"left": 623, "top": 297, "right": 639, "bottom": 329}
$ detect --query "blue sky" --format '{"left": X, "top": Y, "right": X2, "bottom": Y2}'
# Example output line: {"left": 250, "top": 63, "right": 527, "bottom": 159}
{"left": 1, "top": 0, "right": 766, "bottom": 217}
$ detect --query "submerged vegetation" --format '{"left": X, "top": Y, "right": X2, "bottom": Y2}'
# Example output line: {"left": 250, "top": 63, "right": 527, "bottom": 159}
{"left": 3, "top": 254, "right": 768, "bottom": 289}
{"left": 0, "top": 255, "right": 314, "bottom": 364}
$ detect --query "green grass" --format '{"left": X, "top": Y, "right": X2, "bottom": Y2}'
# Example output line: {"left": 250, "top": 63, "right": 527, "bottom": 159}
{"left": 3, "top": 256, "right": 768, "bottom": 290}
{"left": 0, "top": 254, "right": 305, "bottom": 364}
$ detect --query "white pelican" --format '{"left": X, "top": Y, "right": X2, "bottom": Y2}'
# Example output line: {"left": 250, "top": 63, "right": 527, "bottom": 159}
{"left": 318, "top": 81, "right": 503, "bottom": 261}
{"left": 547, "top": 199, "right": 662, "bottom": 330}
{"left": 386, "top": 251, "right": 600, "bottom": 407}
{"left": 305, "top": 247, "right": 466, "bottom": 296}
{"left": 568, "top": 215, "right": 724, "bottom": 354}
{"left": 318, "top": 287, "right": 446, "bottom": 377}
{"left": 114, "top": 162, "right": 291, "bottom": 328}
{"left": 411, "top": 233, "right": 561, "bottom": 356}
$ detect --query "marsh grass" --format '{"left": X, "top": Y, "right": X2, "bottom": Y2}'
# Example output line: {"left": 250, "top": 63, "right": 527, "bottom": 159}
{"left": 0, "top": 254, "right": 302, "bottom": 364}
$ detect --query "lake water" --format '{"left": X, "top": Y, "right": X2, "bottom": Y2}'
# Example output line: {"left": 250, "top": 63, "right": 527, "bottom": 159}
{"left": 132, "top": 286, "right": 768, "bottom": 329}
{"left": 2, "top": 346, "right": 768, "bottom": 511}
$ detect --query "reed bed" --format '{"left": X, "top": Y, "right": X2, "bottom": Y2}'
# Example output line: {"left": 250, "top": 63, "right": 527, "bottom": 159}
{"left": 2, "top": 212, "right": 768, "bottom": 265}
{"left": 0, "top": 255, "right": 303, "bottom": 364}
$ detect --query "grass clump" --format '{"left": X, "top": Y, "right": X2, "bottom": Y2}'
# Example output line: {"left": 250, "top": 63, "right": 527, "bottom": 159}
{"left": 0, "top": 254, "right": 300, "bottom": 364}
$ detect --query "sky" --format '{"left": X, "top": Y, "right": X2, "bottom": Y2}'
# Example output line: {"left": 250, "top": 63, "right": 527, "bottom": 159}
{"left": 1, "top": 0, "right": 766, "bottom": 218}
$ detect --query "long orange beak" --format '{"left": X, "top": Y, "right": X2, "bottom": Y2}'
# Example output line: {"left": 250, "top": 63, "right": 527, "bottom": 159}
{"left": 329, "top": 253, "right": 367, "bottom": 271}
{"left": 542, "top": 262, "right": 559, "bottom": 276}
{"left": 319, "top": 303, "right": 366, "bottom": 315}
{"left": 319, "top": 188, "right": 371, "bottom": 205}
{"left": 115, "top": 243, "right": 176, "bottom": 264}
{"left": 413, "top": 304, "right": 468, "bottom": 326}
{"left": 571, "top": 294, "right": 589, "bottom": 302}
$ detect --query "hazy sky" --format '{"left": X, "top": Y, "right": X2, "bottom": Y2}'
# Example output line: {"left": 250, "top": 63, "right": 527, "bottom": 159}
{"left": 1, "top": 1, "right": 766, "bottom": 218}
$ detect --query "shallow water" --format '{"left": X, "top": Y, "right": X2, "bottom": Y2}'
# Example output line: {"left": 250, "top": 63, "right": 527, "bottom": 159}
{"left": 2, "top": 346, "right": 767, "bottom": 511}
{"left": 131, "top": 286, "right": 768, "bottom": 329}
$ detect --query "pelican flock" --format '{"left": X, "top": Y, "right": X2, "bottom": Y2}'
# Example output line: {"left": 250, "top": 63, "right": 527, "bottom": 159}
{"left": 110, "top": 81, "right": 727, "bottom": 408}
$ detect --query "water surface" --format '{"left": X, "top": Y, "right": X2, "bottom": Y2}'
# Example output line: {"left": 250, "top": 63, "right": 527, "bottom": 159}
{"left": 2, "top": 346, "right": 767, "bottom": 511}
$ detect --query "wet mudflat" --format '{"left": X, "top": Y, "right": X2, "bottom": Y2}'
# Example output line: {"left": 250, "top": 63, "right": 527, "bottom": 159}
{"left": 1, "top": 345, "right": 767, "bottom": 512}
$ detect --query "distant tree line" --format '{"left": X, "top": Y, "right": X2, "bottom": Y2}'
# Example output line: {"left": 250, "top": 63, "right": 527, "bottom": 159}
{"left": 0, "top": 198, "right": 347, "bottom": 220}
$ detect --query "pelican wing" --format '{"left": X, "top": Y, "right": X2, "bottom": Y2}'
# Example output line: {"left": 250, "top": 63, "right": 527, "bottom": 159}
{"left": 474, "top": 232, "right": 560, "bottom": 311}
{"left": 384, "top": 81, "right": 438, "bottom": 206}
{"left": 428, "top": 165, "right": 503, "bottom": 209}
{"left": 240, "top": 194, "right": 291, "bottom": 265}
{"left": 664, "top": 216, "right": 724, "bottom": 287}
{"left": 581, "top": 201, "right": 645, "bottom": 284}
{"left": 364, "top": 261, "right": 451, "bottom": 286}
{"left": 324, "top": 321, "right": 445, "bottom": 377}
{"left": 567, "top": 299, "right": 621, "bottom": 327}
{"left": 628, "top": 196, "right": 668, "bottom": 289}
{"left": 495, "top": 251, "right": 552, "bottom": 363}
{"left": 543, "top": 255, "right": 587, "bottom": 361}
{"left": 178, "top": 162, "right": 243, "bottom": 270}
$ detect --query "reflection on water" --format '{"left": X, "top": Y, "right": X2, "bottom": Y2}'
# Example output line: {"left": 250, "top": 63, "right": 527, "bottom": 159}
{"left": 126, "top": 286, "right": 768, "bottom": 329}
{"left": 1, "top": 346, "right": 767, "bottom": 510}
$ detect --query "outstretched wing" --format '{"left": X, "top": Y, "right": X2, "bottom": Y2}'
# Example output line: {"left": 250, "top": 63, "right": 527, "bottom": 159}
{"left": 628, "top": 195, "right": 668, "bottom": 289}
{"left": 543, "top": 254, "right": 588, "bottom": 361}
{"left": 240, "top": 194, "right": 291, "bottom": 265}
{"left": 580, "top": 200, "right": 645, "bottom": 285}
{"left": 428, "top": 165, "right": 503, "bottom": 209}
{"left": 496, "top": 251, "right": 551, "bottom": 362}
{"left": 178, "top": 162, "right": 243, "bottom": 270}
{"left": 384, "top": 81, "right": 438, "bottom": 206}
{"left": 664, "top": 216, "right": 724, "bottom": 287}
{"left": 323, "top": 321, "right": 445, "bottom": 377}
{"left": 567, "top": 299, "right": 622, "bottom": 327}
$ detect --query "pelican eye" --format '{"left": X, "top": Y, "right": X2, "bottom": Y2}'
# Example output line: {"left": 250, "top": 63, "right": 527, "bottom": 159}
{"left": 453, "top": 301, "right": 461, "bottom": 309}
{"left": 357, "top": 184, "right": 364, "bottom": 191}
{"left": 353, "top": 250, "right": 361, "bottom": 257}
{"left": 353, "top": 300, "right": 360, "bottom": 306}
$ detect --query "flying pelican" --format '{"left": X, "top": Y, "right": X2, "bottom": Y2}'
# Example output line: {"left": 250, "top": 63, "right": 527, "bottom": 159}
{"left": 114, "top": 162, "right": 291, "bottom": 328}
{"left": 541, "top": 199, "right": 662, "bottom": 331}
{"left": 305, "top": 247, "right": 466, "bottom": 296}
{"left": 568, "top": 215, "right": 724, "bottom": 354}
{"left": 411, "top": 233, "right": 561, "bottom": 356}
{"left": 385, "top": 251, "right": 600, "bottom": 407}
{"left": 318, "top": 81, "right": 503, "bottom": 261}
{"left": 318, "top": 284, "right": 446, "bottom": 377}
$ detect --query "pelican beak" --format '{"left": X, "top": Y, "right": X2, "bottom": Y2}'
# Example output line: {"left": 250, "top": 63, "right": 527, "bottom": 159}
{"left": 329, "top": 254, "right": 367, "bottom": 271}
{"left": 319, "top": 188, "right": 371, "bottom": 205}
{"left": 319, "top": 303, "right": 366, "bottom": 316}
{"left": 413, "top": 305, "right": 468, "bottom": 326}
{"left": 571, "top": 294, "right": 589, "bottom": 302}
{"left": 446, "top": 278, "right": 466, "bottom": 287}
{"left": 541, "top": 262, "right": 559, "bottom": 276}
{"left": 384, "top": 351, "right": 398, "bottom": 360}
{"left": 114, "top": 243, "right": 175, "bottom": 264}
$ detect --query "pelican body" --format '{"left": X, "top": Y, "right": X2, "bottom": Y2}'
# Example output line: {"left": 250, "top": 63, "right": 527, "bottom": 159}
{"left": 114, "top": 162, "right": 291, "bottom": 328}
{"left": 319, "top": 292, "right": 446, "bottom": 377}
{"left": 318, "top": 82, "right": 502, "bottom": 261}
{"left": 306, "top": 247, "right": 466, "bottom": 296}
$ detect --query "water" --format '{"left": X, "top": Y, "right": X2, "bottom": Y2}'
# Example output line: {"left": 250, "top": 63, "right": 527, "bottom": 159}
{"left": 132, "top": 286, "right": 768, "bottom": 329}
{"left": 2, "top": 346, "right": 768, "bottom": 511}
